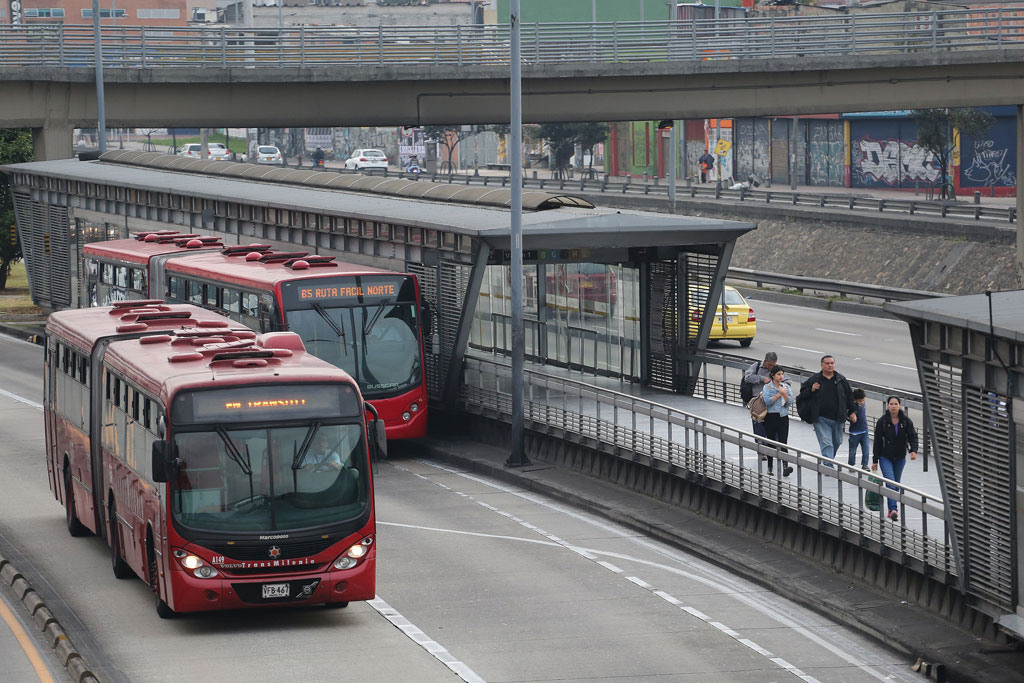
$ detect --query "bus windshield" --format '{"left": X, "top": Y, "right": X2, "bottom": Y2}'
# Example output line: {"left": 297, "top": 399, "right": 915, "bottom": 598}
{"left": 287, "top": 302, "right": 421, "bottom": 399}
{"left": 171, "top": 423, "right": 368, "bottom": 532}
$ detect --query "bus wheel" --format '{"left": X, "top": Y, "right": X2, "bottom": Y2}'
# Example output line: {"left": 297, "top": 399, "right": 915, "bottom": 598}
{"left": 108, "top": 503, "right": 132, "bottom": 579}
{"left": 64, "top": 467, "right": 87, "bottom": 538}
{"left": 148, "top": 538, "right": 174, "bottom": 619}
{"left": 324, "top": 602, "right": 349, "bottom": 609}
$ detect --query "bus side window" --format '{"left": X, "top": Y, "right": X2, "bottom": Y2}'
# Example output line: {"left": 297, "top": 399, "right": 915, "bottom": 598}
{"left": 131, "top": 268, "right": 144, "bottom": 292}
{"left": 113, "top": 377, "right": 121, "bottom": 408}
{"left": 188, "top": 280, "right": 203, "bottom": 305}
{"left": 169, "top": 276, "right": 186, "bottom": 301}
{"left": 131, "top": 389, "right": 140, "bottom": 421}
{"left": 143, "top": 398, "right": 152, "bottom": 430}
{"left": 223, "top": 289, "right": 240, "bottom": 315}
{"left": 115, "top": 266, "right": 129, "bottom": 288}
{"left": 101, "top": 263, "right": 113, "bottom": 284}
{"left": 206, "top": 285, "right": 219, "bottom": 308}
{"left": 80, "top": 356, "right": 89, "bottom": 386}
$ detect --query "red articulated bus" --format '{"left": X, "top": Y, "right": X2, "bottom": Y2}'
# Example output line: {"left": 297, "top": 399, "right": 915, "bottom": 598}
{"left": 82, "top": 231, "right": 429, "bottom": 440}
{"left": 45, "top": 301, "right": 386, "bottom": 617}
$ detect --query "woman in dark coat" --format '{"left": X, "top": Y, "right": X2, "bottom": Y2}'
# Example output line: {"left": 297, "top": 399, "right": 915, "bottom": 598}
{"left": 871, "top": 396, "right": 918, "bottom": 521}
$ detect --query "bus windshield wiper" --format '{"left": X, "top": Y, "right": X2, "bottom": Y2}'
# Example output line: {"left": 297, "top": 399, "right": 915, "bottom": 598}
{"left": 311, "top": 302, "right": 345, "bottom": 341}
{"left": 214, "top": 427, "right": 257, "bottom": 506}
{"left": 291, "top": 422, "right": 320, "bottom": 471}
{"left": 362, "top": 302, "right": 387, "bottom": 337}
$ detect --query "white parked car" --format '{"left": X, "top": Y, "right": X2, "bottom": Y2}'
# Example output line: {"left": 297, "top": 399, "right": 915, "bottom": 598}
{"left": 256, "top": 145, "right": 283, "bottom": 165}
{"left": 344, "top": 149, "right": 388, "bottom": 172}
{"left": 179, "top": 143, "right": 232, "bottom": 162}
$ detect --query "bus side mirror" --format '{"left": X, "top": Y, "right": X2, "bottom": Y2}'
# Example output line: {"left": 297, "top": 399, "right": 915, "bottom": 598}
{"left": 374, "top": 419, "right": 388, "bottom": 461}
{"left": 152, "top": 441, "right": 169, "bottom": 483}
{"left": 421, "top": 299, "right": 433, "bottom": 337}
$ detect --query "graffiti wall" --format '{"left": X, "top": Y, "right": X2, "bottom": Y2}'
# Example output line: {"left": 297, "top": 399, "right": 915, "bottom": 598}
{"left": 849, "top": 119, "right": 940, "bottom": 189}
{"left": 732, "top": 118, "right": 770, "bottom": 185}
{"left": 959, "top": 116, "right": 1017, "bottom": 192}
{"left": 807, "top": 119, "right": 845, "bottom": 187}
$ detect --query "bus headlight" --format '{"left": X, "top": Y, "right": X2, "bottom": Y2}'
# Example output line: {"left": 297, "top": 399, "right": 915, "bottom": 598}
{"left": 402, "top": 412, "right": 411, "bottom": 421}
{"left": 333, "top": 536, "right": 373, "bottom": 570}
{"left": 409, "top": 402, "right": 419, "bottom": 413}
{"left": 173, "top": 549, "right": 218, "bottom": 578}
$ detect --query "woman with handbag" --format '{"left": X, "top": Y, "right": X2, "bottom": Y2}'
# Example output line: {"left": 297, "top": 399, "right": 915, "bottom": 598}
{"left": 761, "top": 366, "right": 793, "bottom": 477}
{"left": 871, "top": 396, "right": 918, "bottom": 521}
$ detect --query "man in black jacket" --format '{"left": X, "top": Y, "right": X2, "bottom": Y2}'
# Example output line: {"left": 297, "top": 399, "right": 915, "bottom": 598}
{"left": 798, "top": 355, "right": 857, "bottom": 465}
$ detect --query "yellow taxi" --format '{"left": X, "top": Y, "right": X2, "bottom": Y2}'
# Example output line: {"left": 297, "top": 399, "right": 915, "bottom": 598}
{"left": 688, "top": 285, "right": 757, "bottom": 347}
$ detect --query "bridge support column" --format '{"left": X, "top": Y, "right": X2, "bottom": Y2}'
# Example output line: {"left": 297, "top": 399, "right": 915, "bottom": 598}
{"left": 31, "top": 124, "right": 74, "bottom": 161}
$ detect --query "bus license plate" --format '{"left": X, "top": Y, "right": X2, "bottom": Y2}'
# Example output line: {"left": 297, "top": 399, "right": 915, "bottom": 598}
{"left": 262, "top": 583, "right": 289, "bottom": 599}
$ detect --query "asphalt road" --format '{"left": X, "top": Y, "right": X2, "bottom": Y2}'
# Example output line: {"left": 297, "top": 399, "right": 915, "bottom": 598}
{"left": 0, "top": 330, "right": 924, "bottom": 682}
{"left": 713, "top": 297, "right": 918, "bottom": 390}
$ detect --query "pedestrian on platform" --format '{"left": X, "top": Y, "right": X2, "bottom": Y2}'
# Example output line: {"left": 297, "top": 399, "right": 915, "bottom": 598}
{"left": 847, "top": 388, "right": 870, "bottom": 469}
{"left": 742, "top": 351, "right": 777, "bottom": 440}
{"left": 699, "top": 152, "right": 715, "bottom": 183}
{"left": 871, "top": 396, "right": 918, "bottom": 522}
{"left": 761, "top": 365, "right": 793, "bottom": 477}
{"left": 798, "top": 355, "right": 857, "bottom": 466}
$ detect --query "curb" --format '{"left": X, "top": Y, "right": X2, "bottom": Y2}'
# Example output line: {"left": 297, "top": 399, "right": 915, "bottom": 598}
{"left": 0, "top": 552, "right": 100, "bottom": 683}
{"left": 0, "top": 320, "right": 45, "bottom": 345}
{"left": 414, "top": 436, "right": 1020, "bottom": 683}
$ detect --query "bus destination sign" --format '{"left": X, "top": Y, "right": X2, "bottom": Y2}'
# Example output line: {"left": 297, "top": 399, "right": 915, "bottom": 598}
{"left": 173, "top": 385, "right": 360, "bottom": 424}
{"left": 282, "top": 275, "right": 415, "bottom": 308}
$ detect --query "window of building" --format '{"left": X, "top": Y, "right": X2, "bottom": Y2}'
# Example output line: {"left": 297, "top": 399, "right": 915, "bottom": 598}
{"left": 81, "top": 8, "right": 127, "bottom": 17}
{"left": 137, "top": 8, "right": 180, "bottom": 18}
{"left": 25, "top": 8, "right": 65, "bottom": 17}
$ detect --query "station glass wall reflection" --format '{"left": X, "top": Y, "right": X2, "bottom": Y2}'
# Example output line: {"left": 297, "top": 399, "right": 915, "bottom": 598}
{"left": 469, "top": 263, "right": 641, "bottom": 381}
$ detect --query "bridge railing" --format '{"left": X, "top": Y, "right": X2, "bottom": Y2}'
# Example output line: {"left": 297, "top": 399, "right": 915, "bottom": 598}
{"left": 460, "top": 354, "right": 955, "bottom": 579}
{"left": 1, "top": 7, "right": 1023, "bottom": 68}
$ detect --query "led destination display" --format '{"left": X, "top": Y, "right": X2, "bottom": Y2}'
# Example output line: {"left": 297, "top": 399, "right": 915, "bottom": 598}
{"left": 172, "top": 385, "right": 360, "bottom": 424}
{"left": 281, "top": 275, "right": 415, "bottom": 308}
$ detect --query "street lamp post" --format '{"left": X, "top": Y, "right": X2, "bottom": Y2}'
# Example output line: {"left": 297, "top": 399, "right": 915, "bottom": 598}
{"left": 506, "top": 0, "right": 529, "bottom": 468}
{"left": 91, "top": 0, "right": 106, "bottom": 153}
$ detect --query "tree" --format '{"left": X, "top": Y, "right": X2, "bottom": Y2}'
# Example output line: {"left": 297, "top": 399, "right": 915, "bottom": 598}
{"left": 0, "top": 129, "right": 33, "bottom": 291}
{"left": 912, "top": 108, "right": 994, "bottom": 200}
{"left": 537, "top": 122, "right": 609, "bottom": 179}
{"left": 423, "top": 125, "right": 475, "bottom": 174}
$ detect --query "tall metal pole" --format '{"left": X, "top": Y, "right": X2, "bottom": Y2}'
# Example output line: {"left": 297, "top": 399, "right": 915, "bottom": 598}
{"left": 1017, "top": 105, "right": 1024, "bottom": 288}
{"left": 506, "top": 0, "right": 529, "bottom": 467}
{"left": 92, "top": 0, "right": 106, "bottom": 153}
{"left": 668, "top": 121, "right": 677, "bottom": 210}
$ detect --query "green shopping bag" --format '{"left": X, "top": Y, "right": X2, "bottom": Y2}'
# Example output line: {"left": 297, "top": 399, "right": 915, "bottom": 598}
{"left": 865, "top": 476, "right": 882, "bottom": 511}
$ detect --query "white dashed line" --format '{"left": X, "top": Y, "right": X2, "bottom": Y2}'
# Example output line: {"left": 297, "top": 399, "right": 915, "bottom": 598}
{"left": 815, "top": 328, "right": 861, "bottom": 337}
{"left": 0, "top": 387, "right": 42, "bottom": 411}
{"left": 368, "top": 596, "right": 486, "bottom": 683}
{"left": 780, "top": 345, "right": 824, "bottom": 355}
{"left": 879, "top": 362, "right": 916, "bottom": 371}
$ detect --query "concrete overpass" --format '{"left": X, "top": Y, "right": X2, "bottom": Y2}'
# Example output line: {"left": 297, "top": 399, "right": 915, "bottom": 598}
{"left": 5, "top": 48, "right": 1024, "bottom": 160}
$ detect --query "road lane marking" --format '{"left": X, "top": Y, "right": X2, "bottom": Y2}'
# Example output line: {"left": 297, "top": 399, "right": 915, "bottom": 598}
{"left": 406, "top": 461, "right": 908, "bottom": 682}
{"left": 814, "top": 328, "right": 861, "bottom": 337}
{"left": 0, "top": 592, "right": 54, "bottom": 683}
{"left": 880, "top": 362, "right": 916, "bottom": 371}
{"left": 780, "top": 345, "right": 824, "bottom": 355}
{"left": 0, "top": 387, "right": 43, "bottom": 411}
{"left": 367, "top": 596, "right": 485, "bottom": 683}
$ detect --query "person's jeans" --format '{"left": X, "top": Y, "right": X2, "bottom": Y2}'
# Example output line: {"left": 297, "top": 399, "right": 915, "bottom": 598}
{"left": 813, "top": 416, "right": 845, "bottom": 463}
{"left": 762, "top": 413, "right": 790, "bottom": 473}
{"left": 877, "top": 456, "right": 907, "bottom": 512}
{"left": 847, "top": 431, "right": 869, "bottom": 467}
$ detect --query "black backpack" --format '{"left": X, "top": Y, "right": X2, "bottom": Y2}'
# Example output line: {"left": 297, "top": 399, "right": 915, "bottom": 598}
{"left": 740, "top": 362, "right": 760, "bottom": 405}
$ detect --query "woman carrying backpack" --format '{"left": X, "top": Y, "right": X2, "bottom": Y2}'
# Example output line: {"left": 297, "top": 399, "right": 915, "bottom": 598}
{"left": 871, "top": 396, "right": 918, "bottom": 521}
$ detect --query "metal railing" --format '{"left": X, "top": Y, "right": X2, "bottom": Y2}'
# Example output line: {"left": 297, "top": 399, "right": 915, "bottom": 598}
{"left": 1, "top": 8, "right": 1023, "bottom": 68}
{"left": 725, "top": 268, "right": 953, "bottom": 303}
{"left": 277, "top": 164, "right": 1018, "bottom": 225}
{"left": 461, "top": 354, "right": 954, "bottom": 578}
